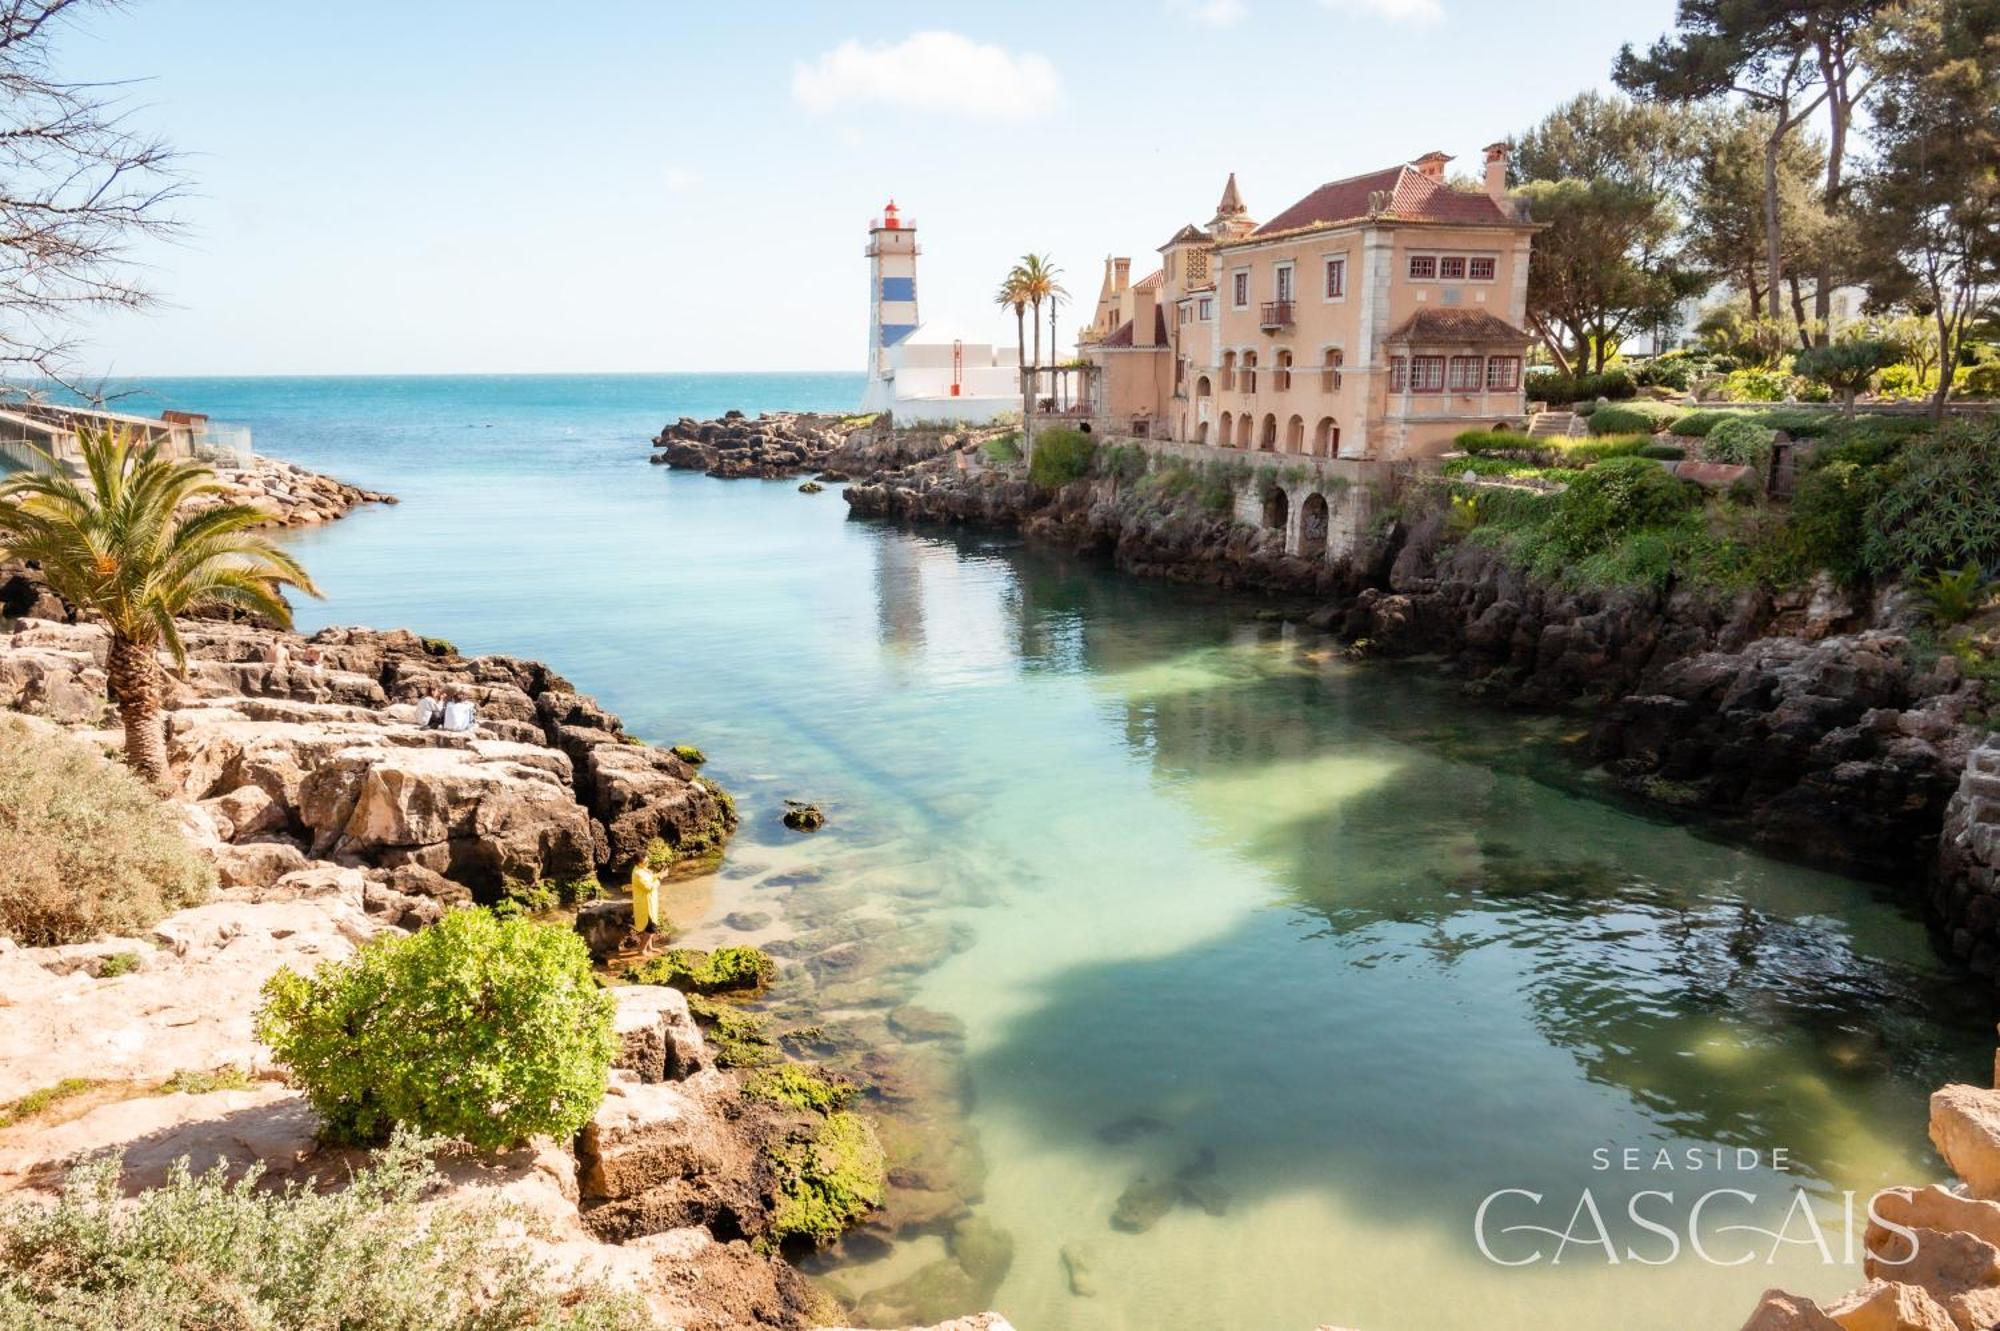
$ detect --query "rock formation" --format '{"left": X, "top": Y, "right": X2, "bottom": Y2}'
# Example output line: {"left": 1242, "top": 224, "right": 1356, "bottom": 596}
{"left": 650, "top": 410, "right": 863, "bottom": 480}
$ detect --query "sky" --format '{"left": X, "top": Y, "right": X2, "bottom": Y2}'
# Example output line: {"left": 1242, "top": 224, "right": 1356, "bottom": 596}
{"left": 62, "top": 0, "right": 1679, "bottom": 376}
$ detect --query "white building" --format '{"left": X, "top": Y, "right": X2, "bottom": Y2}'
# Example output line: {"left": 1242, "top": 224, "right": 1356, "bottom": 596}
{"left": 859, "top": 200, "right": 1020, "bottom": 425}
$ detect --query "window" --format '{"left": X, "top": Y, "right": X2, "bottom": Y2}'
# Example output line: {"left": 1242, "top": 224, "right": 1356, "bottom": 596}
{"left": 1242, "top": 352, "right": 1258, "bottom": 394}
{"left": 1275, "top": 265, "right": 1294, "bottom": 301}
{"left": 1410, "top": 355, "right": 1446, "bottom": 393}
{"left": 1448, "top": 356, "right": 1483, "bottom": 391}
{"left": 1275, "top": 350, "right": 1292, "bottom": 391}
{"left": 1321, "top": 348, "right": 1343, "bottom": 392}
{"left": 1468, "top": 257, "right": 1496, "bottom": 282}
{"left": 1232, "top": 271, "right": 1250, "bottom": 307}
{"left": 1390, "top": 356, "right": 1409, "bottom": 392}
{"left": 1439, "top": 256, "right": 1466, "bottom": 281}
{"left": 1408, "top": 255, "right": 1437, "bottom": 280}
{"left": 1486, "top": 356, "right": 1521, "bottom": 390}
{"left": 1198, "top": 297, "right": 1213, "bottom": 320}
{"left": 1324, "top": 257, "right": 1345, "bottom": 299}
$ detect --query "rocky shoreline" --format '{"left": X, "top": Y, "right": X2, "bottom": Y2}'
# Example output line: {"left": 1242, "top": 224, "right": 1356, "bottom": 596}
{"left": 0, "top": 500, "right": 1011, "bottom": 1330}
{"left": 203, "top": 452, "right": 395, "bottom": 527}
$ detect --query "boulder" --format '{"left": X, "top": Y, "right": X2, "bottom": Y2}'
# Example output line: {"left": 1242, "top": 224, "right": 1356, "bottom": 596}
{"left": 1822, "top": 1280, "right": 1956, "bottom": 1331}
{"left": 1739, "top": 1290, "right": 1842, "bottom": 1330}
{"left": 1932, "top": 1086, "right": 2000, "bottom": 1199}
{"left": 211, "top": 837, "right": 311, "bottom": 889}
{"left": 611, "top": 985, "right": 709, "bottom": 1083}
{"left": 575, "top": 1072, "right": 734, "bottom": 1201}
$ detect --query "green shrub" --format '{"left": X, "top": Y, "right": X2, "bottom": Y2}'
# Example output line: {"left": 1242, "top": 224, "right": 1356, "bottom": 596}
{"left": 256, "top": 909, "right": 614, "bottom": 1151}
{"left": 1639, "top": 443, "right": 1686, "bottom": 461}
{"left": 1701, "top": 417, "right": 1778, "bottom": 472}
{"left": 0, "top": 716, "right": 213, "bottom": 946}
{"left": 0, "top": 1077, "right": 100, "bottom": 1129}
{"left": 1917, "top": 564, "right": 1995, "bottom": 626}
{"left": 159, "top": 1065, "right": 255, "bottom": 1096}
{"left": 0, "top": 1133, "right": 647, "bottom": 1330}
{"left": 1588, "top": 403, "right": 1684, "bottom": 436}
{"left": 1863, "top": 421, "right": 2000, "bottom": 577}
{"left": 97, "top": 951, "right": 141, "bottom": 978}
{"left": 419, "top": 636, "right": 458, "bottom": 658}
{"left": 767, "top": 1110, "right": 886, "bottom": 1246}
{"left": 623, "top": 944, "right": 774, "bottom": 995}
{"left": 1716, "top": 367, "right": 1792, "bottom": 402}
{"left": 1455, "top": 429, "right": 1540, "bottom": 456}
{"left": 1027, "top": 428, "right": 1095, "bottom": 488}
{"left": 1795, "top": 340, "right": 1897, "bottom": 408}
{"left": 1557, "top": 434, "right": 1654, "bottom": 465}
{"left": 1099, "top": 442, "right": 1149, "bottom": 482}
{"left": 1670, "top": 410, "right": 1730, "bottom": 437}
{"left": 1526, "top": 368, "right": 1637, "bottom": 405}
{"left": 1959, "top": 361, "right": 2000, "bottom": 399}
{"left": 981, "top": 431, "right": 1022, "bottom": 464}
{"left": 1547, "top": 457, "right": 1698, "bottom": 559}
{"left": 1786, "top": 459, "right": 1883, "bottom": 584}
{"left": 670, "top": 744, "right": 706, "bottom": 765}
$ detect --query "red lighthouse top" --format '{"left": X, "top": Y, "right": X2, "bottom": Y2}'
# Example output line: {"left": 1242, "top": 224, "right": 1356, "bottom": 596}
{"left": 882, "top": 199, "right": 900, "bottom": 230}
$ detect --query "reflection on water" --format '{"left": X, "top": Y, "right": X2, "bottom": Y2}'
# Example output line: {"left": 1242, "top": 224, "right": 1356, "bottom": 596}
{"left": 182, "top": 373, "right": 1990, "bottom": 1331}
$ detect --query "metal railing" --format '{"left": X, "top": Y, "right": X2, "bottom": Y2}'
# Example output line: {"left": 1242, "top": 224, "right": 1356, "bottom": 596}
{"left": 1260, "top": 299, "right": 1295, "bottom": 329}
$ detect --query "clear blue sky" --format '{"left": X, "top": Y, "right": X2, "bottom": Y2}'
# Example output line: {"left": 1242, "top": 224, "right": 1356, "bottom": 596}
{"left": 65, "top": 0, "right": 1676, "bottom": 375}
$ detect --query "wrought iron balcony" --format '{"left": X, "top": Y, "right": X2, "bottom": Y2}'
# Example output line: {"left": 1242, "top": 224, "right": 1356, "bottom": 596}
{"left": 1259, "top": 299, "right": 1295, "bottom": 331}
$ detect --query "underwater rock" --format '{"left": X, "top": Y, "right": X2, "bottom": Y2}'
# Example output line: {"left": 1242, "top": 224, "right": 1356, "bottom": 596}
{"left": 1095, "top": 1113, "right": 1169, "bottom": 1146}
{"left": 1110, "top": 1176, "right": 1180, "bottom": 1233}
{"left": 782, "top": 801, "right": 827, "bottom": 832}
{"left": 888, "top": 1005, "right": 965, "bottom": 1043}
{"left": 1060, "top": 1242, "right": 1098, "bottom": 1298}
{"left": 947, "top": 1214, "right": 1015, "bottom": 1303}
{"left": 724, "top": 910, "right": 773, "bottom": 932}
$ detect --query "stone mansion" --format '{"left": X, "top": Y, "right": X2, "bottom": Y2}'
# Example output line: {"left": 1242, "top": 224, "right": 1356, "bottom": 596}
{"left": 1075, "top": 145, "right": 1541, "bottom": 461}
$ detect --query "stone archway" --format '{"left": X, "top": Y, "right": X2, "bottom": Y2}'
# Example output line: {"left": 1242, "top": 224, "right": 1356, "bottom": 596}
{"left": 1263, "top": 486, "right": 1289, "bottom": 532}
{"left": 1300, "top": 492, "right": 1330, "bottom": 556}
{"left": 1314, "top": 417, "right": 1339, "bottom": 457}
{"left": 1196, "top": 419, "right": 1211, "bottom": 445}
{"left": 1259, "top": 413, "right": 1277, "bottom": 451}
{"left": 1236, "top": 414, "right": 1254, "bottom": 448}
{"left": 1285, "top": 414, "right": 1305, "bottom": 453}
{"left": 1219, "top": 411, "right": 1233, "bottom": 448}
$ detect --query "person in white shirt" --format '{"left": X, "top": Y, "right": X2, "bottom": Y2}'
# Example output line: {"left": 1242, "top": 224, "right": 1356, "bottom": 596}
{"left": 440, "top": 692, "right": 477, "bottom": 732}
{"left": 414, "top": 695, "right": 444, "bottom": 728}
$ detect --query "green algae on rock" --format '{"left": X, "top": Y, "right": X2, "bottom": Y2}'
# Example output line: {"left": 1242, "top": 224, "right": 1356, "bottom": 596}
{"left": 768, "top": 1109, "right": 886, "bottom": 1246}
{"left": 624, "top": 945, "right": 775, "bottom": 995}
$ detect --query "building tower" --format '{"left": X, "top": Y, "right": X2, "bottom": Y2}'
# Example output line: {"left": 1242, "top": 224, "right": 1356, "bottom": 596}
{"left": 862, "top": 200, "right": 919, "bottom": 410}
{"left": 1207, "top": 172, "right": 1256, "bottom": 242}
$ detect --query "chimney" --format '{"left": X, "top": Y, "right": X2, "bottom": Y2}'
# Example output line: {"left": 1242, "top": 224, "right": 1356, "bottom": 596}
{"left": 1113, "top": 258, "right": 1131, "bottom": 294}
{"left": 1413, "top": 151, "right": 1451, "bottom": 181}
{"left": 1483, "top": 142, "right": 1511, "bottom": 207}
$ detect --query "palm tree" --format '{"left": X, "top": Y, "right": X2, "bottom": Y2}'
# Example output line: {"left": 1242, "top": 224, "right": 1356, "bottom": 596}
{"left": 1014, "top": 254, "right": 1065, "bottom": 410}
{"left": 0, "top": 427, "right": 319, "bottom": 785}
{"left": 995, "top": 269, "right": 1029, "bottom": 373}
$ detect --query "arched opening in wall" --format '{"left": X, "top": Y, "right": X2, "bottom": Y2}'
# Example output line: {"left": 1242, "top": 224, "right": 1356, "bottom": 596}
{"left": 1195, "top": 375, "right": 1212, "bottom": 399}
{"left": 1263, "top": 486, "right": 1289, "bottom": 532}
{"left": 1300, "top": 492, "right": 1330, "bottom": 556}
{"left": 1285, "top": 414, "right": 1305, "bottom": 453}
{"left": 1236, "top": 414, "right": 1254, "bottom": 448}
{"left": 1241, "top": 351, "right": 1258, "bottom": 394}
{"left": 1218, "top": 411, "right": 1233, "bottom": 448}
{"left": 1275, "top": 349, "right": 1293, "bottom": 391}
{"left": 1196, "top": 419, "right": 1211, "bottom": 445}
{"left": 1314, "top": 417, "right": 1339, "bottom": 457}
{"left": 1259, "top": 413, "right": 1278, "bottom": 451}
{"left": 1219, "top": 352, "right": 1236, "bottom": 392}
{"left": 1321, "top": 347, "right": 1344, "bottom": 392}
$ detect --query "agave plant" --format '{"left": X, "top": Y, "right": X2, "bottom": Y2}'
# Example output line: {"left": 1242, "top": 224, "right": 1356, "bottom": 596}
{"left": 0, "top": 427, "right": 318, "bottom": 784}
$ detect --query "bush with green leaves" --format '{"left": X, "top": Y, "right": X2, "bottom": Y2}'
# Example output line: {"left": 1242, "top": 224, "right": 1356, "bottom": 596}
{"left": 1587, "top": 403, "right": 1684, "bottom": 436}
{"left": 1715, "top": 367, "right": 1793, "bottom": 402}
{"left": 1525, "top": 368, "right": 1636, "bottom": 406}
{"left": 980, "top": 431, "right": 1022, "bottom": 464}
{"left": 1027, "top": 427, "right": 1095, "bottom": 488}
{"left": 0, "top": 716, "right": 213, "bottom": 945}
{"left": 1546, "top": 457, "right": 1698, "bottom": 560}
{"left": 1917, "top": 564, "right": 1995, "bottom": 626}
{"left": 0, "top": 1132, "right": 646, "bottom": 1331}
{"left": 1795, "top": 340, "right": 1898, "bottom": 410}
{"left": 257, "top": 909, "right": 615, "bottom": 1151}
{"left": 1700, "top": 417, "right": 1778, "bottom": 473}
{"left": 1785, "top": 459, "right": 1883, "bottom": 585}
{"left": 1862, "top": 421, "right": 2000, "bottom": 578}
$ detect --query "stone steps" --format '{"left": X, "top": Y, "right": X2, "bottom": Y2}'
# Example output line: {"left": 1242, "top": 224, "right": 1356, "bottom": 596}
{"left": 1526, "top": 411, "right": 1581, "bottom": 439}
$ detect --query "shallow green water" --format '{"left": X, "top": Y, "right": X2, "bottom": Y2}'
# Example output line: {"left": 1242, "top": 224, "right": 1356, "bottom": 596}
{"left": 157, "top": 374, "right": 1990, "bottom": 1330}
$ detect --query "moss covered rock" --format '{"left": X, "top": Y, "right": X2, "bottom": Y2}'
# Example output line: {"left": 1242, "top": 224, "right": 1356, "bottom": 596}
{"left": 768, "top": 1110, "right": 886, "bottom": 1246}
{"left": 623, "top": 945, "right": 774, "bottom": 995}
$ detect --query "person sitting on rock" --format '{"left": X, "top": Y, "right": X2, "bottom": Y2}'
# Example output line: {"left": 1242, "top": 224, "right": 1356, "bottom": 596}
{"left": 414, "top": 694, "right": 444, "bottom": 728}
{"left": 626, "top": 861, "right": 664, "bottom": 956}
{"left": 440, "top": 690, "right": 476, "bottom": 732}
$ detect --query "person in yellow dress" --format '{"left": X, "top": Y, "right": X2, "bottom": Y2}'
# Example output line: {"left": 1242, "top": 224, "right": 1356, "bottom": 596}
{"left": 627, "top": 861, "right": 664, "bottom": 955}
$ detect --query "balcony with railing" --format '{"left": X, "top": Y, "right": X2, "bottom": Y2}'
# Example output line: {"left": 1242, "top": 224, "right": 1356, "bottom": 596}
{"left": 1259, "top": 299, "right": 1295, "bottom": 331}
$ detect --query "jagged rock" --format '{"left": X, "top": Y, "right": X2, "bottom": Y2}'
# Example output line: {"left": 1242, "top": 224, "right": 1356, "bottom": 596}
{"left": 1861, "top": 1225, "right": 2000, "bottom": 1299}
{"left": 211, "top": 836, "right": 311, "bottom": 889}
{"left": 1822, "top": 1279, "right": 1957, "bottom": 1331}
{"left": 782, "top": 801, "right": 826, "bottom": 833}
{"left": 649, "top": 411, "right": 867, "bottom": 480}
{"left": 612, "top": 985, "right": 709, "bottom": 1083}
{"left": 1740, "top": 1289, "right": 1842, "bottom": 1330}
{"left": 1931, "top": 1086, "right": 2000, "bottom": 1199}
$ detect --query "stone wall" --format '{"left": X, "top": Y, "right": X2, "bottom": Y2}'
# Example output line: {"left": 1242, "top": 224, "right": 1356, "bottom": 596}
{"left": 1937, "top": 738, "right": 2000, "bottom": 978}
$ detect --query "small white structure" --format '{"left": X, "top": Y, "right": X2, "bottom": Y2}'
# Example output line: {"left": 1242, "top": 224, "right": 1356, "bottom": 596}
{"left": 860, "top": 200, "right": 1019, "bottom": 424}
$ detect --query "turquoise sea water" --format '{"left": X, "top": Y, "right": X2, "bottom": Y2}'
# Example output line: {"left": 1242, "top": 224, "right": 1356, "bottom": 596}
{"left": 108, "top": 374, "right": 1992, "bottom": 1330}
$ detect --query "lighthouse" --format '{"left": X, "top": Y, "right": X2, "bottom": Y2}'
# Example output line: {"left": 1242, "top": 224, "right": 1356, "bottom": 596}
{"left": 857, "top": 197, "right": 1018, "bottom": 422}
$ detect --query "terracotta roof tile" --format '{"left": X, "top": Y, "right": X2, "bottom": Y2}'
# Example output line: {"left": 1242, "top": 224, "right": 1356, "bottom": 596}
{"left": 1133, "top": 268, "right": 1165, "bottom": 291}
{"left": 1158, "top": 223, "right": 1206, "bottom": 250}
{"left": 1383, "top": 308, "right": 1531, "bottom": 346}
{"left": 1099, "top": 306, "right": 1170, "bottom": 348}
{"left": 1252, "top": 163, "right": 1514, "bottom": 238}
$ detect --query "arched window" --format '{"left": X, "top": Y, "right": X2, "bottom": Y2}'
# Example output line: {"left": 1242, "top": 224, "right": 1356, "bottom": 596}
{"left": 1218, "top": 410, "right": 1233, "bottom": 447}
{"left": 1236, "top": 413, "right": 1254, "bottom": 448}
{"left": 1275, "top": 349, "right": 1293, "bottom": 391}
{"left": 1286, "top": 414, "right": 1305, "bottom": 453}
{"left": 1321, "top": 347, "right": 1344, "bottom": 392}
{"left": 1241, "top": 350, "right": 1258, "bottom": 395}
{"left": 1300, "top": 493, "right": 1330, "bottom": 555}
{"left": 1219, "top": 351, "right": 1236, "bottom": 393}
{"left": 1259, "top": 413, "right": 1278, "bottom": 451}
{"left": 1313, "top": 417, "right": 1340, "bottom": 457}
{"left": 1263, "top": 486, "right": 1289, "bottom": 532}
{"left": 1195, "top": 375, "right": 1212, "bottom": 398}
{"left": 1196, "top": 419, "right": 1211, "bottom": 445}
